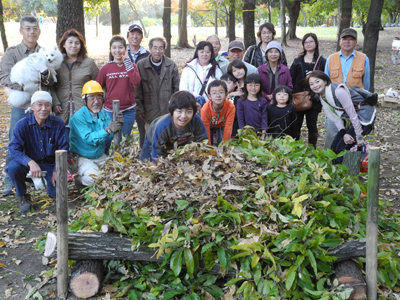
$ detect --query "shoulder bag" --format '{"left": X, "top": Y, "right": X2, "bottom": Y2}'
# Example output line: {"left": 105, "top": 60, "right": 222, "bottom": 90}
{"left": 292, "top": 56, "right": 321, "bottom": 111}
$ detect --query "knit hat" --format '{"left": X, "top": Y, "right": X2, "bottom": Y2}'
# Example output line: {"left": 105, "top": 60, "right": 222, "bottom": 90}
{"left": 31, "top": 91, "right": 52, "bottom": 105}
{"left": 266, "top": 41, "right": 283, "bottom": 56}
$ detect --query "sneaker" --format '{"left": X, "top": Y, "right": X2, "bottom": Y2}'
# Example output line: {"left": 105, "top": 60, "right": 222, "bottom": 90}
{"left": 67, "top": 170, "right": 74, "bottom": 182}
{"left": 3, "top": 183, "right": 14, "bottom": 196}
{"left": 19, "top": 194, "right": 32, "bottom": 212}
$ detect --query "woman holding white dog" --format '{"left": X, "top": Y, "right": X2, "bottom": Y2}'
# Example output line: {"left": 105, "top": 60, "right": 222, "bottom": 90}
{"left": 52, "top": 29, "right": 99, "bottom": 124}
{"left": 96, "top": 35, "right": 141, "bottom": 137}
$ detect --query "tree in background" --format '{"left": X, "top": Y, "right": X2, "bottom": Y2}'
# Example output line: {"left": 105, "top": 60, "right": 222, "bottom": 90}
{"left": 163, "top": 0, "right": 172, "bottom": 57}
{"left": 286, "top": 0, "right": 301, "bottom": 39}
{"left": 20, "top": 0, "right": 58, "bottom": 19}
{"left": 243, "top": 0, "right": 256, "bottom": 49}
{"left": 336, "top": 0, "right": 353, "bottom": 50}
{"left": 178, "top": 0, "right": 191, "bottom": 48}
{"left": 110, "top": 0, "right": 121, "bottom": 35}
{"left": 363, "top": 0, "right": 385, "bottom": 92}
{"left": 384, "top": 0, "right": 400, "bottom": 23}
{"left": 0, "top": 0, "right": 8, "bottom": 51}
{"left": 280, "top": 0, "right": 287, "bottom": 46}
{"left": 228, "top": 0, "right": 236, "bottom": 41}
{"left": 56, "top": 0, "right": 85, "bottom": 42}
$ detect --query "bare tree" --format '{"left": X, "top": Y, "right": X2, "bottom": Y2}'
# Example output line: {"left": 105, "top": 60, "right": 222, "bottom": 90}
{"left": 363, "top": 0, "right": 385, "bottom": 92}
{"left": 56, "top": 0, "right": 85, "bottom": 42}
{"left": 243, "top": 0, "right": 256, "bottom": 49}
{"left": 177, "top": 0, "right": 191, "bottom": 48}
{"left": 336, "top": 0, "right": 353, "bottom": 51}
{"left": 0, "top": 0, "right": 8, "bottom": 51}
{"left": 125, "top": 0, "right": 149, "bottom": 38}
{"left": 163, "top": 0, "right": 172, "bottom": 57}
{"left": 110, "top": 0, "right": 121, "bottom": 35}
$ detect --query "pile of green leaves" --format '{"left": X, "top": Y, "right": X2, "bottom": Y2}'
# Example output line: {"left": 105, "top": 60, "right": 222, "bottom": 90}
{"left": 70, "top": 129, "right": 400, "bottom": 300}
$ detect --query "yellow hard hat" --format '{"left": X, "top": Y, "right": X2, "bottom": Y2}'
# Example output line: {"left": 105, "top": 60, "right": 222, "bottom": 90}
{"left": 81, "top": 80, "right": 104, "bottom": 97}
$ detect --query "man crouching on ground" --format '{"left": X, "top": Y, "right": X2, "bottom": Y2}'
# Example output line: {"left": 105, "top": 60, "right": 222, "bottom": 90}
{"left": 7, "top": 91, "right": 68, "bottom": 212}
{"left": 69, "top": 80, "right": 124, "bottom": 188}
{"left": 140, "top": 91, "right": 208, "bottom": 161}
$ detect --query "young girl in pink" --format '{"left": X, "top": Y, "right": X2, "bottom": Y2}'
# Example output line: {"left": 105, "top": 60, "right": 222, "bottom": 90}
{"left": 96, "top": 35, "right": 141, "bottom": 137}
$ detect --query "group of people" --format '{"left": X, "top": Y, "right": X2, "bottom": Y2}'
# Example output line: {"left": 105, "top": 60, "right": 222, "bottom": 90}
{"left": 0, "top": 16, "right": 373, "bottom": 212}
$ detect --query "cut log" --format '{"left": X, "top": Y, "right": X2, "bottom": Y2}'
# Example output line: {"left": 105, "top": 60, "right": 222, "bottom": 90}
{"left": 70, "top": 260, "right": 104, "bottom": 299}
{"left": 100, "top": 224, "right": 114, "bottom": 233}
{"left": 333, "top": 259, "right": 367, "bottom": 300}
{"left": 328, "top": 238, "right": 366, "bottom": 262}
{"left": 44, "top": 232, "right": 235, "bottom": 276}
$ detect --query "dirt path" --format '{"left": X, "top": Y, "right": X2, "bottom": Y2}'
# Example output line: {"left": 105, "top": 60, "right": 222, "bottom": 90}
{"left": 0, "top": 28, "right": 399, "bottom": 299}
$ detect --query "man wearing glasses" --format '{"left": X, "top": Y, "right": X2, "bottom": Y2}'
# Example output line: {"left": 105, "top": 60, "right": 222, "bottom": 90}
{"left": 135, "top": 37, "right": 180, "bottom": 130}
{"left": 0, "top": 15, "right": 54, "bottom": 196}
{"left": 69, "top": 81, "right": 124, "bottom": 189}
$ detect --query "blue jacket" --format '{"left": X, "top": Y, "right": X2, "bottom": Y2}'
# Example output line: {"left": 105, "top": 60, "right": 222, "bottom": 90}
{"left": 9, "top": 114, "right": 68, "bottom": 171}
{"left": 69, "top": 106, "right": 111, "bottom": 159}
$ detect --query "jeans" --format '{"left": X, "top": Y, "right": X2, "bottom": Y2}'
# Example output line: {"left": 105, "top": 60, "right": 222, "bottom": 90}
{"left": 6, "top": 161, "right": 56, "bottom": 198}
{"left": 4, "top": 107, "right": 30, "bottom": 186}
{"left": 106, "top": 107, "right": 136, "bottom": 137}
{"left": 210, "top": 126, "right": 225, "bottom": 146}
{"left": 136, "top": 114, "right": 146, "bottom": 148}
{"left": 139, "top": 138, "right": 153, "bottom": 161}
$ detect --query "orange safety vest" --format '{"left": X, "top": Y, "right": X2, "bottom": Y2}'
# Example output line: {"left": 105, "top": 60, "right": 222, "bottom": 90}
{"left": 328, "top": 51, "right": 366, "bottom": 89}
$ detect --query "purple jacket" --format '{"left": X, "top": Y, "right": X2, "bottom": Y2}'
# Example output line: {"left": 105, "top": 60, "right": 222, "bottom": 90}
{"left": 257, "top": 63, "right": 293, "bottom": 101}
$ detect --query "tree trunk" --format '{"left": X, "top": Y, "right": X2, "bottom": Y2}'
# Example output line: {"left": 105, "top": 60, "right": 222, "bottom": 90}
{"left": 328, "top": 238, "right": 366, "bottom": 262}
{"left": 280, "top": 0, "right": 287, "bottom": 46}
{"left": 336, "top": 0, "right": 353, "bottom": 51}
{"left": 109, "top": 0, "right": 121, "bottom": 35}
{"left": 214, "top": 9, "right": 218, "bottom": 35}
{"left": 287, "top": 0, "right": 301, "bottom": 40}
{"left": 0, "top": 0, "right": 8, "bottom": 52}
{"left": 268, "top": 0, "right": 272, "bottom": 23}
{"left": 301, "top": 9, "right": 307, "bottom": 27}
{"left": 332, "top": 260, "right": 367, "bottom": 300}
{"left": 363, "top": 0, "right": 384, "bottom": 92}
{"left": 243, "top": 0, "right": 257, "bottom": 49}
{"left": 163, "top": 0, "right": 172, "bottom": 57}
{"left": 44, "top": 232, "right": 235, "bottom": 276}
{"left": 178, "top": 0, "right": 191, "bottom": 48}
{"left": 56, "top": 0, "right": 85, "bottom": 43}
{"left": 70, "top": 260, "right": 105, "bottom": 299}
{"left": 228, "top": 0, "right": 236, "bottom": 42}
{"left": 223, "top": 6, "right": 229, "bottom": 39}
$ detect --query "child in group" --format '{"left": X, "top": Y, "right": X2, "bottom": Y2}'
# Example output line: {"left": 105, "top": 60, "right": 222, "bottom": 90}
{"left": 96, "top": 35, "right": 141, "bottom": 137}
{"left": 236, "top": 74, "right": 268, "bottom": 140}
{"left": 267, "top": 85, "right": 297, "bottom": 139}
{"left": 227, "top": 60, "right": 248, "bottom": 99}
{"left": 140, "top": 91, "right": 208, "bottom": 161}
{"left": 221, "top": 73, "right": 240, "bottom": 137}
{"left": 201, "top": 80, "right": 236, "bottom": 146}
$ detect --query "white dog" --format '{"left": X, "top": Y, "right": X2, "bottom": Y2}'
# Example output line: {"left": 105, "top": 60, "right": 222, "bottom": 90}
{"left": 6, "top": 46, "right": 63, "bottom": 107}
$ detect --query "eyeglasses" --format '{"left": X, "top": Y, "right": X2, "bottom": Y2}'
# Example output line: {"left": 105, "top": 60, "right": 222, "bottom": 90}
{"left": 210, "top": 91, "right": 225, "bottom": 96}
{"left": 151, "top": 46, "right": 165, "bottom": 52}
{"left": 22, "top": 27, "right": 39, "bottom": 32}
{"left": 87, "top": 95, "right": 103, "bottom": 102}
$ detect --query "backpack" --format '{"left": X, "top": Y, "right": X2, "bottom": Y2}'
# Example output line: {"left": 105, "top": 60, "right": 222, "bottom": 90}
{"left": 328, "top": 83, "right": 377, "bottom": 128}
